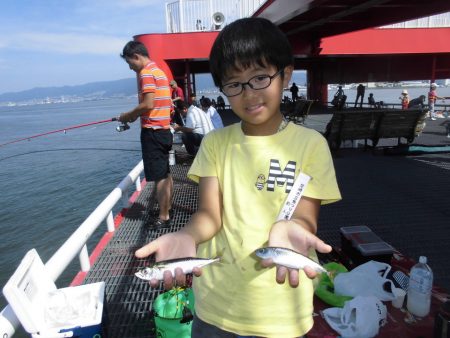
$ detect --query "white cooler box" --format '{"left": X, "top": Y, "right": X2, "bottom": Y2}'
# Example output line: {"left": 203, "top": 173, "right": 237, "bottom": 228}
{"left": 3, "top": 249, "right": 106, "bottom": 338}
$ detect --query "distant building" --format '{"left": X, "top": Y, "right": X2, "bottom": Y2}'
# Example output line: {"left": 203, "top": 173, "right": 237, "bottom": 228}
{"left": 435, "top": 79, "right": 449, "bottom": 86}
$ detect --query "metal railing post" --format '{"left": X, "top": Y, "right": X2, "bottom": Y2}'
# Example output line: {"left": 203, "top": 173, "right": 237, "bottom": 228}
{"left": 107, "top": 211, "right": 115, "bottom": 232}
{"left": 79, "top": 244, "right": 90, "bottom": 272}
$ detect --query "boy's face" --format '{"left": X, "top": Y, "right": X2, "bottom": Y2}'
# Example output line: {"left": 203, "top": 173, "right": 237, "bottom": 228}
{"left": 224, "top": 63, "right": 292, "bottom": 136}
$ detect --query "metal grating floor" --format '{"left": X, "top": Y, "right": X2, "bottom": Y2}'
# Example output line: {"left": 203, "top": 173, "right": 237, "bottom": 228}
{"left": 318, "top": 150, "right": 450, "bottom": 291}
{"left": 81, "top": 124, "right": 450, "bottom": 337}
{"left": 83, "top": 148, "right": 198, "bottom": 338}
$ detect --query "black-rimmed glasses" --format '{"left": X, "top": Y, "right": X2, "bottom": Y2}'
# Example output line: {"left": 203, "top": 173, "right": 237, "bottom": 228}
{"left": 220, "top": 69, "right": 284, "bottom": 97}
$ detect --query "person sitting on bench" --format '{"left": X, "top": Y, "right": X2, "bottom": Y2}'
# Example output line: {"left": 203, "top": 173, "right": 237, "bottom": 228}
{"left": 408, "top": 95, "right": 426, "bottom": 109}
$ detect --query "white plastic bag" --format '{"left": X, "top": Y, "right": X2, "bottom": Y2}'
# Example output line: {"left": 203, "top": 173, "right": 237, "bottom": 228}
{"left": 323, "top": 295, "right": 387, "bottom": 338}
{"left": 334, "top": 260, "right": 396, "bottom": 301}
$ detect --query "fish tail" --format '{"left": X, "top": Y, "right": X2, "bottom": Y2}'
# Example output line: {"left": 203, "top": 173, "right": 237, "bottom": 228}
{"left": 213, "top": 248, "right": 228, "bottom": 264}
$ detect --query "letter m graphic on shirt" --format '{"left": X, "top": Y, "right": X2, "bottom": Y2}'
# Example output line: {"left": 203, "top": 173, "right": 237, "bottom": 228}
{"left": 266, "top": 159, "right": 296, "bottom": 193}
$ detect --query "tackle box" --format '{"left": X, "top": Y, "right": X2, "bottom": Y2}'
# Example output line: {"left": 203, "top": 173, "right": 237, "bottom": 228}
{"left": 340, "top": 225, "right": 394, "bottom": 265}
{"left": 2, "top": 249, "right": 106, "bottom": 338}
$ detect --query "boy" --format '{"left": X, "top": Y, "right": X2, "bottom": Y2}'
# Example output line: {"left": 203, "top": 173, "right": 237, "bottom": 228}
{"left": 118, "top": 41, "right": 174, "bottom": 228}
{"left": 136, "top": 18, "right": 341, "bottom": 337}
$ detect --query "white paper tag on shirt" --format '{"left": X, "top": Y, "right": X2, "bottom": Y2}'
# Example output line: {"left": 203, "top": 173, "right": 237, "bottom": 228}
{"left": 276, "top": 172, "right": 311, "bottom": 221}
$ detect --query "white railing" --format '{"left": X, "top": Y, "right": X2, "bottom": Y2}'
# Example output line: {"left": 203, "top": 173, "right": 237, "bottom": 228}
{"left": 381, "top": 11, "right": 450, "bottom": 28}
{"left": 0, "top": 160, "right": 145, "bottom": 337}
{"left": 165, "top": 0, "right": 266, "bottom": 33}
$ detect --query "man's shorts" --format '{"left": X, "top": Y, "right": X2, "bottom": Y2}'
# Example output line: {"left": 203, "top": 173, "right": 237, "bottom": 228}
{"left": 140, "top": 128, "right": 172, "bottom": 182}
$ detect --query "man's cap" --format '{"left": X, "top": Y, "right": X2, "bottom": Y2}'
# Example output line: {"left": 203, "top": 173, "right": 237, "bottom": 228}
{"left": 402, "top": 89, "right": 408, "bottom": 94}
{"left": 431, "top": 83, "right": 437, "bottom": 88}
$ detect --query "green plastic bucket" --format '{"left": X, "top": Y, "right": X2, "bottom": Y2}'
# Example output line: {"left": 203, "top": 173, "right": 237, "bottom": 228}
{"left": 153, "top": 288, "right": 195, "bottom": 338}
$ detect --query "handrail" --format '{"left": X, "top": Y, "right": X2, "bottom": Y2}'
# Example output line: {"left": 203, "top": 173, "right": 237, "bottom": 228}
{"left": 0, "top": 160, "right": 145, "bottom": 337}
{"left": 327, "top": 101, "right": 450, "bottom": 111}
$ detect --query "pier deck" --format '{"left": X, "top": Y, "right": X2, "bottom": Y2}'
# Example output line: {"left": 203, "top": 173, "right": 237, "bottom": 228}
{"left": 82, "top": 110, "right": 450, "bottom": 337}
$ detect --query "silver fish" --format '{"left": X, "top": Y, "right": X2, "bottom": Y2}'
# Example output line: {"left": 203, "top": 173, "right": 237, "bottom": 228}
{"left": 254, "top": 247, "right": 327, "bottom": 274}
{"left": 135, "top": 257, "right": 220, "bottom": 281}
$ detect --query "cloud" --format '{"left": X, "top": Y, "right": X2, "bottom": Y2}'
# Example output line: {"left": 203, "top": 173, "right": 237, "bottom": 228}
{"left": 11, "top": 32, "right": 127, "bottom": 55}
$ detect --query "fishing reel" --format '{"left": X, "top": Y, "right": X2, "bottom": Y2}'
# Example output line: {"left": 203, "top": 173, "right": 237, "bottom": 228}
{"left": 111, "top": 117, "right": 130, "bottom": 132}
{"left": 116, "top": 123, "right": 130, "bottom": 132}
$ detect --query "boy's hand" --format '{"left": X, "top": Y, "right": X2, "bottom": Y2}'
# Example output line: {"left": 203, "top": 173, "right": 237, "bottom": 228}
{"left": 135, "top": 231, "right": 198, "bottom": 289}
{"left": 261, "top": 220, "right": 332, "bottom": 288}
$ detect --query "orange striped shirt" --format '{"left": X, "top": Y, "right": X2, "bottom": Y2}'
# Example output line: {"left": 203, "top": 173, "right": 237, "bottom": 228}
{"left": 139, "top": 62, "right": 172, "bottom": 129}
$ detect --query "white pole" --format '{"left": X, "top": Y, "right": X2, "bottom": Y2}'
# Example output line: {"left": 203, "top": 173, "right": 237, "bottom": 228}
{"left": 107, "top": 211, "right": 115, "bottom": 232}
{"left": 79, "top": 244, "right": 90, "bottom": 272}
{"left": 179, "top": 0, "right": 185, "bottom": 33}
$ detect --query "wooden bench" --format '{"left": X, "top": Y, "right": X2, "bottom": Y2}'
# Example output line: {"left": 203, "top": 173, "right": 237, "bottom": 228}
{"left": 324, "top": 109, "right": 426, "bottom": 150}
{"left": 283, "top": 99, "right": 314, "bottom": 124}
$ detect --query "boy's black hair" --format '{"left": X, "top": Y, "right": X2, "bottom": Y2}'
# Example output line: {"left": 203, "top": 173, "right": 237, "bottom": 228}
{"left": 120, "top": 41, "right": 149, "bottom": 59}
{"left": 209, "top": 17, "right": 293, "bottom": 87}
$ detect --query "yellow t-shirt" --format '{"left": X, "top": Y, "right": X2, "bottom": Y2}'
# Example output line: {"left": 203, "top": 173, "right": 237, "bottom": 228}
{"left": 188, "top": 122, "right": 341, "bottom": 337}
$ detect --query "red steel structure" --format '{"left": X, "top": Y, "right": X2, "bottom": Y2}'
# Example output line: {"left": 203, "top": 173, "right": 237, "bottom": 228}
{"left": 135, "top": 0, "right": 450, "bottom": 104}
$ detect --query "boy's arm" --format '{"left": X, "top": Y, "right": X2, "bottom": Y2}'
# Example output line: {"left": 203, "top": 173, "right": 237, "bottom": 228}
{"left": 290, "top": 195, "right": 320, "bottom": 235}
{"left": 134, "top": 176, "right": 222, "bottom": 289}
{"left": 180, "top": 176, "right": 223, "bottom": 243}
{"left": 119, "top": 92, "right": 154, "bottom": 123}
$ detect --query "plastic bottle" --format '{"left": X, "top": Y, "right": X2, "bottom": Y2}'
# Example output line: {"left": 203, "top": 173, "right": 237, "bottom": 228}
{"left": 169, "top": 150, "right": 176, "bottom": 165}
{"left": 407, "top": 256, "right": 433, "bottom": 317}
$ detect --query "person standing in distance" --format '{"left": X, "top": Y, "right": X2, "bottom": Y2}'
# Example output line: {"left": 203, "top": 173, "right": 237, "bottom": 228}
{"left": 354, "top": 84, "right": 365, "bottom": 108}
{"left": 118, "top": 41, "right": 174, "bottom": 229}
{"left": 428, "top": 83, "right": 449, "bottom": 120}
{"left": 290, "top": 82, "right": 299, "bottom": 101}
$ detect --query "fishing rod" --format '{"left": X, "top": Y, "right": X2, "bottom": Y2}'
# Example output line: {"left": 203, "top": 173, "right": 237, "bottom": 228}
{"left": 0, "top": 117, "right": 129, "bottom": 148}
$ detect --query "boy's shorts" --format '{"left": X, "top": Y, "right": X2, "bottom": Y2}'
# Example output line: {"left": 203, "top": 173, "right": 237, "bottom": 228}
{"left": 140, "top": 128, "right": 172, "bottom": 182}
{"left": 191, "top": 315, "right": 304, "bottom": 338}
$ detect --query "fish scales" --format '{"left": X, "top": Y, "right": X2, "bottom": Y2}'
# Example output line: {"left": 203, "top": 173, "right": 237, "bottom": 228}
{"left": 135, "top": 257, "right": 220, "bottom": 281}
{"left": 254, "top": 247, "right": 327, "bottom": 274}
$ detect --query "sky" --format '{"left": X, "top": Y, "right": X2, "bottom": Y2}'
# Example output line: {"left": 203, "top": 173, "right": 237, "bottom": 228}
{"left": 0, "top": 0, "right": 167, "bottom": 95}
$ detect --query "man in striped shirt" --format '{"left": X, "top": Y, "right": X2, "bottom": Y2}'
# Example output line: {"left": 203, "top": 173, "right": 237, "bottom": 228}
{"left": 119, "top": 41, "right": 174, "bottom": 229}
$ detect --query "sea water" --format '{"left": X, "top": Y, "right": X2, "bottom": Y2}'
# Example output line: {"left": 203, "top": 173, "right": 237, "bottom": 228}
{"left": 0, "top": 98, "right": 141, "bottom": 313}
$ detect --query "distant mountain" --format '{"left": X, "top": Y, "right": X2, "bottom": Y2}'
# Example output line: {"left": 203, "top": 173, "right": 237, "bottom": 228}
{"left": 0, "top": 70, "right": 307, "bottom": 104}
{"left": 0, "top": 78, "right": 138, "bottom": 103}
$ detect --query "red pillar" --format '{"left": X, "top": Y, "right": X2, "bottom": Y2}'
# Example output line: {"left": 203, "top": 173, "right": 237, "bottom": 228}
{"left": 307, "top": 68, "right": 328, "bottom": 105}
{"left": 431, "top": 55, "right": 437, "bottom": 83}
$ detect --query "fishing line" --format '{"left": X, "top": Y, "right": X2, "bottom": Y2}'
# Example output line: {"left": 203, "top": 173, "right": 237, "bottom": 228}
{"left": 0, "top": 147, "right": 140, "bottom": 162}
{"left": 0, "top": 118, "right": 120, "bottom": 148}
